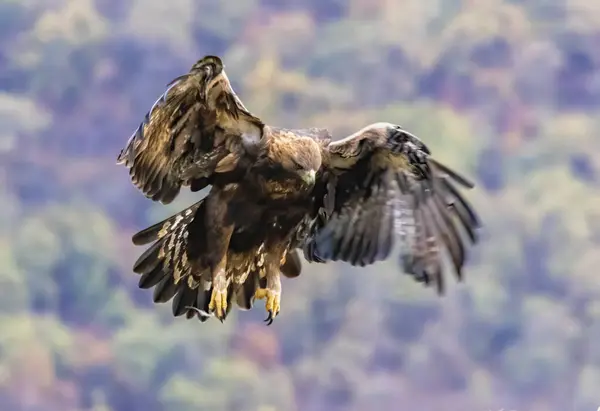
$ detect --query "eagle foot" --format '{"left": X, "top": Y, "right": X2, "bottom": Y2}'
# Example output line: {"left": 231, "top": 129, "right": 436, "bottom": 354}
{"left": 208, "top": 287, "right": 228, "bottom": 322}
{"left": 208, "top": 272, "right": 229, "bottom": 322}
{"left": 263, "top": 289, "right": 280, "bottom": 326}
{"left": 253, "top": 287, "right": 280, "bottom": 325}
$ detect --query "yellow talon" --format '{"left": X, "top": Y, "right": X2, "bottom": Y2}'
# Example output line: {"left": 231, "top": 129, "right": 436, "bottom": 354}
{"left": 254, "top": 287, "right": 281, "bottom": 325}
{"left": 264, "top": 289, "right": 281, "bottom": 325}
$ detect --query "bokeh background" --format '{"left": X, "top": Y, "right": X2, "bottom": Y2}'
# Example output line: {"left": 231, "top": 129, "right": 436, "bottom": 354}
{"left": 1, "top": 0, "right": 599, "bottom": 410}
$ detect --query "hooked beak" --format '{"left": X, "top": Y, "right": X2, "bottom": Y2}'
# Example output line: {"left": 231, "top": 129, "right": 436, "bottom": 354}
{"left": 301, "top": 169, "right": 316, "bottom": 185}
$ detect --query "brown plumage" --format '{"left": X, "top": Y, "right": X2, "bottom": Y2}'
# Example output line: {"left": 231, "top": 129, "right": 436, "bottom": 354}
{"left": 130, "top": 199, "right": 304, "bottom": 322}
{"left": 118, "top": 55, "right": 481, "bottom": 325}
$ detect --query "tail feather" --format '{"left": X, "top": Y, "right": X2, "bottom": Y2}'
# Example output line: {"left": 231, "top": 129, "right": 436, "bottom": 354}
{"left": 236, "top": 270, "right": 260, "bottom": 310}
{"left": 133, "top": 237, "right": 166, "bottom": 274}
{"left": 138, "top": 262, "right": 167, "bottom": 289}
{"left": 130, "top": 199, "right": 212, "bottom": 320}
{"left": 132, "top": 199, "right": 204, "bottom": 246}
{"left": 172, "top": 283, "right": 197, "bottom": 317}
{"left": 153, "top": 273, "right": 179, "bottom": 303}
{"left": 130, "top": 198, "right": 305, "bottom": 322}
{"left": 183, "top": 287, "right": 212, "bottom": 322}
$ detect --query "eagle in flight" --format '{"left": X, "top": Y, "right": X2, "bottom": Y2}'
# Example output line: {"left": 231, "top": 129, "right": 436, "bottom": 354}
{"left": 117, "top": 55, "right": 481, "bottom": 325}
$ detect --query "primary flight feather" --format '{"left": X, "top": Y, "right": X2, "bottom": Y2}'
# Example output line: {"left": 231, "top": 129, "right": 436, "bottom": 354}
{"left": 118, "top": 55, "right": 481, "bottom": 324}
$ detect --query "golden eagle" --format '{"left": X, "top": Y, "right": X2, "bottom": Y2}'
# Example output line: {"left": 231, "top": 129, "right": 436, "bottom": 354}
{"left": 117, "top": 55, "right": 480, "bottom": 325}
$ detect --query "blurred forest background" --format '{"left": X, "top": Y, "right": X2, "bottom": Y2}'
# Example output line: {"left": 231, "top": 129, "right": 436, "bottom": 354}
{"left": 1, "top": 0, "right": 599, "bottom": 410}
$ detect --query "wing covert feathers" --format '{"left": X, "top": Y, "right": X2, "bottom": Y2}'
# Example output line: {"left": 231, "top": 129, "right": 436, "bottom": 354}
{"left": 117, "top": 56, "right": 264, "bottom": 204}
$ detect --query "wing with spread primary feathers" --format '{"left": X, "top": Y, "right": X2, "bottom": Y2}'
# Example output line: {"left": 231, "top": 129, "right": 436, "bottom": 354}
{"left": 117, "top": 55, "right": 265, "bottom": 204}
{"left": 304, "top": 122, "right": 481, "bottom": 294}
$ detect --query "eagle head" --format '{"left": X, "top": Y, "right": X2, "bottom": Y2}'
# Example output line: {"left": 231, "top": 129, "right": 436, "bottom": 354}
{"left": 190, "top": 55, "right": 224, "bottom": 77}
{"left": 189, "top": 55, "right": 228, "bottom": 93}
{"left": 271, "top": 136, "right": 322, "bottom": 187}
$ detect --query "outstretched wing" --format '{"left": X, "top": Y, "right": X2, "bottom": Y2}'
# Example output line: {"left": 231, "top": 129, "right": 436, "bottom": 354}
{"left": 117, "top": 55, "right": 264, "bottom": 204}
{"left": 304, "top": 123, "right": 481, "bottom": 294}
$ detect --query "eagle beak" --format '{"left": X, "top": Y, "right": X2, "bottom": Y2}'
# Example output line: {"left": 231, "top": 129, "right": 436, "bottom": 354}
{"left": 302, "top": 169, "right": 316, "bottom": 185}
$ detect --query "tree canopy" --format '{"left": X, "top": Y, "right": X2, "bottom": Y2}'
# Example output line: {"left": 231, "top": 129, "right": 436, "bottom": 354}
{"left": 1, "top": 0, "right": 598, "bottom": 410}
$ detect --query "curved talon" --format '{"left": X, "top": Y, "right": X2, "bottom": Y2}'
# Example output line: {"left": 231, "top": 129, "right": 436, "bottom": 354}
{"left": 253, "top": 287, "right": 280, "bottom": 324}
{"left": 264, "top": 312, "right": 275, "bottom": 326}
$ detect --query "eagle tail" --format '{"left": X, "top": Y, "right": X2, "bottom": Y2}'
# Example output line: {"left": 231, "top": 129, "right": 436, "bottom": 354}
{"left": 235, "top": 270, "right": 261, "bottom": 311}
{"left": 180, "top": 281, "right": 236, "bottom": 322}
{"left": 131, "top": 200, "right": 304, "bottom": 321}
{"left": 131, "top": 199, "right": 215, "bottom": 322}
{"left": 131, "top": 199, "right": 204, "bottom": 246}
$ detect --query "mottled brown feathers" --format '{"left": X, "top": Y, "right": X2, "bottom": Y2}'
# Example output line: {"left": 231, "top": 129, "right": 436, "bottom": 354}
{"left": 130, "top": 199, "right": 305, "bottom": 322}
{"left": 120, "top": 56, "right": 481, "bottom": 325}
{"left": 310, "top": 122, "right": 480, "bottom": 294}
{"left": 117, "top": 55, "right": 264, "bottom": 204}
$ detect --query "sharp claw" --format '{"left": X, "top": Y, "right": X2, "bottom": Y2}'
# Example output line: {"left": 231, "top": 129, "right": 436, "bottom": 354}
{"left": 264, "top": 311, "right": 276, "bottom": 326}
{"left": 263, "top": 289, "right": 280, "bottom": 326}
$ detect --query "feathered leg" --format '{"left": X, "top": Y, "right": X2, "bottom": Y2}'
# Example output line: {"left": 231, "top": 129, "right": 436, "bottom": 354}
{"left": 264, "top": 267, "right": 281, "bottom": 326}
{"left": 255, "top": 246, "right": 285, "bottom": 325}
{"left": 205, "top": 187, "right": 235, "bottom": 321}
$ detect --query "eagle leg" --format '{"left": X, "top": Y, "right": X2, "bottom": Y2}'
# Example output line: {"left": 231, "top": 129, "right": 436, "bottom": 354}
{"left": 208, "top": 268, "right": 230, "bottom": 321}
{"left": 263, "top": 259, "right": 282, "bottom": 326}
{"left": 252, "top": 263, "right": 281, "bottom": 324}
{"left": 205, "top": 189, "right": 235, "bottom": 322}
